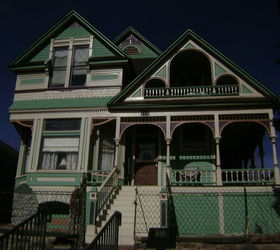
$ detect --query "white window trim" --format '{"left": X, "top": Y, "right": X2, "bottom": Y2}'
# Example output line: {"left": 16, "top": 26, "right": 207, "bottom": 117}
{"left": 49, "top": 36, "right": 93, "bottom": 88}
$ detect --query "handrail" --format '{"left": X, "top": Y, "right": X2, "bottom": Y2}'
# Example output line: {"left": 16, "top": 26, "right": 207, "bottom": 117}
{"left": 222, "top": 168, "right": 274, "bottom": 184}
{"left": 87, "top": 170, "right": 111, "bottom": 184}
{"left": 170, "top": 169, "right": 215, "bottom": 185}
{"left": 86, "top": 211, "right": 121, "bottom": 250}
{"left": 96, "top": 167, "right": 120, "bottom": 217}
{"left": 0, "top": 210, "right": 48, "bottom": 250}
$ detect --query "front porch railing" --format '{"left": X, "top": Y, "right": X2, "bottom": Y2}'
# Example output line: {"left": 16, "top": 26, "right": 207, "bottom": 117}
{"left": 170, "top": 168, "right": 275, "bottom": 186}
{"left": 145, "top": 85, "right": 239, "bottom": 98}
{"left": 96, "top": 167, "right": 119, "bottom": 217}
{"left": 222, "top": 168, "right": 274, "bottom": 184}
{"left": 170, "top": 169, "right": 215, "bottom": 185}
{"left": 88, "top": 170, "right": 111, "bottom": 185}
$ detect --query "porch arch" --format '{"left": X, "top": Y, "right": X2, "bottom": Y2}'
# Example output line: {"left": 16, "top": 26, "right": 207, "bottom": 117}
{"left": 220, "top": 120, "right": 270, "bottom": 137}
{"left": 120, "top": 121, "right": 166, "bottom": 140}
{"left": 171, "top": 121, "right": 215, "bottom": 138}
{"left": 170, "top": 122, "right": 215, "bottom": 170}
{"left": 121, "top": 124, "right": 166, "bottom": 185}
{"left": 220, "top": 121, "right": 270, "bottom": 170}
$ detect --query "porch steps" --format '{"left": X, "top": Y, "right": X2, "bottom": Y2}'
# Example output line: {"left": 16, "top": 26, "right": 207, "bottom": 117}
{"left": 100, "top": 186, "right": 136, "bottom": 246}
{"left": 105, "top": 186, "right": 136, "bottom": 245}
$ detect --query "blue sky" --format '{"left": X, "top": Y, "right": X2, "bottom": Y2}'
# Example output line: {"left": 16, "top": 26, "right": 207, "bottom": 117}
{"left": 0, "top": 0, "right": 280, "bottom": 151}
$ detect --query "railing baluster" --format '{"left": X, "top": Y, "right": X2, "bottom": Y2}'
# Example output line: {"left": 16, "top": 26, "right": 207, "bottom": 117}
{"left": 221, "top": 168, "right": 275, "bottom": 184}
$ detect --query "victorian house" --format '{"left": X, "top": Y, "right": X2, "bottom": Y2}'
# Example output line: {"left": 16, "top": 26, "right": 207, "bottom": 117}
{"left": 9, "top": 11, "right": 280, "bottom": 247}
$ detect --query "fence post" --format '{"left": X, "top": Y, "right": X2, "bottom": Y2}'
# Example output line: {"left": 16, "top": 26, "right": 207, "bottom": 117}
{"left": 89, "top": 188, "right": 98, "bottom": 233}
{"left": 160, "top": 188, "right": 168, "bottom": 228}
{"left": 244, "top": 187, "right": 248, "bottom": 240}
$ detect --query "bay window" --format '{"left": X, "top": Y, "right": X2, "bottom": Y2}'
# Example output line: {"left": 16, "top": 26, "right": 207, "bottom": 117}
{"left": 39, "top": 119, "right": 81, "bottom": 170}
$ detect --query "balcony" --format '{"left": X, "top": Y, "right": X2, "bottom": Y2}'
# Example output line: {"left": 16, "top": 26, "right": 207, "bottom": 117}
{"left": 144, "top": 85, "right": 239, "bottom": 98}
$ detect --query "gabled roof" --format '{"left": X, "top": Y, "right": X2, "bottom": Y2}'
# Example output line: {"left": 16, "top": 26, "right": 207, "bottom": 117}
{"left": 108, "top": 29, "right": 278, "bottom": 108}
{"left": 114, "top": 26, "right": 162, "bottom": 57}
{"left": 9, "top": 10, "right": 127, "bottom": 69}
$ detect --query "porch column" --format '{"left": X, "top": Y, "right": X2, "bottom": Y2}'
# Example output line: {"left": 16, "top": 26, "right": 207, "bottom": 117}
{"left": 271, "top": 136, "right": 280, "bottom": 184}
{"left": 166, "top": 138, "right": 171, "bottom": 168}
{"left": 164, "top": 115, "right": 171, "bottom": 187}
{"left": 114, "top": 117, "right": 121, "bottom": 168}
{"left": 215, "top": 137, "right": 223, "bottom": 185}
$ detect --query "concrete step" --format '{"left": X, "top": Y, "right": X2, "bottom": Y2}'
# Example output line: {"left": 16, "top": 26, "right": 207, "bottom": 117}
{"left": 119, "top": 235, "right": 135, "bottom": 245}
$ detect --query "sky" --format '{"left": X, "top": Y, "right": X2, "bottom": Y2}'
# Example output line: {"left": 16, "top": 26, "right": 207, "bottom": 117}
{"left": 0, "top": 0, "right": 280, "bottom": 152}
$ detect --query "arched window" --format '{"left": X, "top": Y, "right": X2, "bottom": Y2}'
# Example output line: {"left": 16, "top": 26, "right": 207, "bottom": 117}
{"left": 216, "top": 75, "right": 238, "bottom": 86}
{"left": 170, "top": 50, "right": 212, "bottom": 87}
{"left": 145, "top": 79, "right": 166, "bottom": 88}
{"left": 123, "top": 45, "right": 140, "bottom": 55}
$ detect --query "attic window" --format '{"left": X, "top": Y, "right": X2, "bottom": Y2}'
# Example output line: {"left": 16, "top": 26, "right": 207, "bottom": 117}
{"left": 123, "top": 45, "right": 140, "bottom": 55}
{"left": 49, "top": 37, "right": 92, "bottom": 88}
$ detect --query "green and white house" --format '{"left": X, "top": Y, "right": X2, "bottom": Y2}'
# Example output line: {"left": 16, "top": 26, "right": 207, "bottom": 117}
{"left": 9, "top": 11, "right": 280, "bottom": 246}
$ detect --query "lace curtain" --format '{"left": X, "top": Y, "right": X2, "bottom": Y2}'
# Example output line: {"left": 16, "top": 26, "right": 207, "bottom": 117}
{"left": 40, "top": 137, "right": 79, "bottom": 170}
{"left": 98, "top": 136, "right": 115, "bottom": 171}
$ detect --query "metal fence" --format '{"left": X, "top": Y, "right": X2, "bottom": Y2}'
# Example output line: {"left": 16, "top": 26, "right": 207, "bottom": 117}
{"left": 0, "top": 177, "right": 87, "bottom": 249}
{"left": 0, "top": 210, "right": 47, "bottom": 250}
{"left": 135, "top": 187, "right": 161, "bottom": 236}
{"left": 86, "top": 211, "right": 121, "bottom": 250}
{"left": 134, "top": 186, "right": 280, "bottom": 238}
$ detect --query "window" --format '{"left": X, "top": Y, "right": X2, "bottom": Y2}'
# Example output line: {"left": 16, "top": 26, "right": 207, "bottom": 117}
{"left": 50, "top": 47, "right": 69, "bottom": 87}
{"left": 39, "top": 119, "right": 81, "bottom": 170}
{"left": 71, "top": 46, "right": 89, "bottom": 86}
{"left": 49, "top": 44, "right": 89, "bottom": 88}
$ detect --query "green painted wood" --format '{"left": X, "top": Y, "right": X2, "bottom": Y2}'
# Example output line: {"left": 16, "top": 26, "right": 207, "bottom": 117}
{"left": 56, "top": 25, "right": 91, "bottom": 39}
{"left": 224, "top": 193, "right": 245, "bottom": 234}
{"left": 31, "top": 44, "right": 50, "bottom": 62}
{"left": 247, "top": 193, "right": 280, "bottom": 234}
{"left": 242, "top": 84, "right": 253, "bottom": 94}
{"left": 215, "top": 62, "right": 227, "bottom": 77}
{"left": 20, "top": 78, "right": 45, "bottom": 84}
{"left": 131, "top": 88, "right": 142, "bottom": 97}
{"left": 15, "top": 176, "right": 27, "bottom": 188}
{"left": 154, "top": 65, "right": 167, "bottom": 80}
{"left": 93, "top": 39, "right": 115, "bottom": 58}
{"left": 10, "top": 96, "right": 112, "bottom": 110}
{"left": 91, "top": 74, "right": 118, "bottom": 81}
{"left": 184, "top": 43, "right": 196, "bottom": 49}
{"left": 26, "top": 172, "right": 84, "bottom": 186}
{"left": 224, "top": 192, "right": 280, "bottom": 235}
{"left": 173, "top": 194, "right": 219, "bottom": 235}
{"left": 42, "top": 131, "right": 80, "bottom": 137}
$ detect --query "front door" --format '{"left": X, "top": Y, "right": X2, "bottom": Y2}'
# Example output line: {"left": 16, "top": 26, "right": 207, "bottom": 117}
{"left": 134, "top": 139, "right": 158, "bottom": 185}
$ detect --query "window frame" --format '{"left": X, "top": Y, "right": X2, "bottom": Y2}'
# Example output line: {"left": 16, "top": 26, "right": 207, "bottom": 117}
{"left": 48, "top": 37, "right": 93, "bottom": 89}
{"left": 38, "top": 119, "right": 82, "bottom": 171}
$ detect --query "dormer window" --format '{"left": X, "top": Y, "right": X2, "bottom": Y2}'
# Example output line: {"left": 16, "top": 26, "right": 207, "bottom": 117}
{"left": 49, "top": 38, "right": 91, "bottom": 88}
{"left": 50, "top": 47, "right": 68, "bottom": 87}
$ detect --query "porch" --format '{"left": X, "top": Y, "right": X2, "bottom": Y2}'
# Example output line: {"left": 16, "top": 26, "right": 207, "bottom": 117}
{"left": 89, "top": 112, "right": 280, "bottom": 187}
{"left": 88, "top": 167, "right": 276, "bottom": 186}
